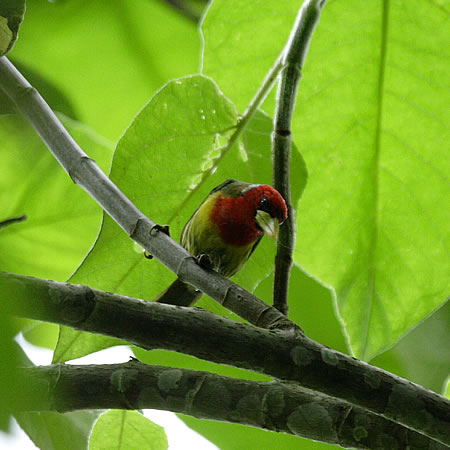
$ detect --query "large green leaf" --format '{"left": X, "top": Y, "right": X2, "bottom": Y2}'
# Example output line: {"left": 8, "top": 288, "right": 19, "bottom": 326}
{"left": 54, "top": 76, "right": 306, "bottom": 363}
{"left": 0, "top": 114, "right": 113, "bottom": 281}
{"left": 201, "top": 0, "right": 296, "bottom": 112}
{"left": 89, "top": 410, "right": 167, "bottom": 450}
{"left": 16, "top": 410, "right": 99, "bottom": 450}
{"left": 202, "top": 0, "right": 450, "bottom": 360}
{"left": 53, "top": 75, "right": 237, "bottom": 362}
{"left": 9, "top": 0, "right": 200, "bottom": 140}
{"left": 372, "top": 300, "right": 450, "bottom": 394}
{"left": 1, "top": 59, "right": 80, "bottom": 117}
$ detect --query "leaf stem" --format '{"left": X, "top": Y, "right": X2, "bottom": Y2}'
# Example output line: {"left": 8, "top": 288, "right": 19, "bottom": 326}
{"left": 272, "top": 0, "right": 326, "bottom": 315}
{"left": 208, "top": 55, "right": 284, "bottom": 171}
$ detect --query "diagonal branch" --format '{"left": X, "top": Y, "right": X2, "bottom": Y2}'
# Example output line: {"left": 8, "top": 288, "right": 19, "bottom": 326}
{"left": 3, "top": 271, "right": 449, "bottom": 446}
{"left": 16, "top": 361, "right": 447, "bottom": 450}
{"left": 0, "top": 55, "right": 293, "bottom": 333}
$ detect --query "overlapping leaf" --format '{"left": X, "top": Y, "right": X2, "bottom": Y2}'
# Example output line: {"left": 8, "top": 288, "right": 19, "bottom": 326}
{"left": 202, "top": 0, "right": 450, "bottom": 360}
{"left": 0, "top": 114, "right": 113, "bottom": 281}
{"left": 9, "top": 0, "right": 199, "bottom": 140}
{"left": 89, "top": 410, "right": 167, "bottom": 450}
{"left": 54, "top": 75, "right": 306, "bottom": 362}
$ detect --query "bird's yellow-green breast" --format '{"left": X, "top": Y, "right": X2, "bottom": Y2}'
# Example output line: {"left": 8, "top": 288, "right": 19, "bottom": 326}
{"left": 181, "top": 190, "right": 259, "bottom": 277}
{"left": 155, "top": 179, "right": 287, "bottom": 306}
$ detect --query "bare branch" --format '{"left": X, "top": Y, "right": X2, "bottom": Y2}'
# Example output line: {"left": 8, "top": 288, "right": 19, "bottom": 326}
{"left": 0, "top": 55, "right": 293, "bottom": 332}
{"left": 16, "top": 361, "right": 446, "bottom": 450}
{"left": 3, "top": 271, "right": 449, "bottom": 446}
{"left": 272, "top": 0, "right": 326, "bottom": 315}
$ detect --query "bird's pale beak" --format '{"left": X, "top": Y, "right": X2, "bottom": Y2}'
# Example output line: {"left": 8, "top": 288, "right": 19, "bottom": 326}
{"left": 255, "top": 210, "right": 279, "bottom": 238}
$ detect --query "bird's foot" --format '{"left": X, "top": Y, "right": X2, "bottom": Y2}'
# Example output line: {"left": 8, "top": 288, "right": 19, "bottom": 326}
{"left": 196, "top": 252, "right": 214, "bottom": 271}
{"left": 150, "top": 224, "right": 171, "bottom": 237}
{"left": 145, "top": 224, "right": 171, "bottom": 259}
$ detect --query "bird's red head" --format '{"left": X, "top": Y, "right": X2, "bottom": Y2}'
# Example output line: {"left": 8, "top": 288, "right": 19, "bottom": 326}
{"left": 242, "top": 184, "right": 288, "bottom": 225}
{"left": 210, "top": 181, "right": 288, "bottom": 247}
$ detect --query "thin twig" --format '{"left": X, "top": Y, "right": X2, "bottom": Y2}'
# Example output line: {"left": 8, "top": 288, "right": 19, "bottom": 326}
{"left": 0, "top": 215, "right": 27, "bottom": 229}
{"left": 194, "top": 54, "right": 284, "bottom": 191}
{"left": 272, "top": 0, "right": 326, "bottom": 315}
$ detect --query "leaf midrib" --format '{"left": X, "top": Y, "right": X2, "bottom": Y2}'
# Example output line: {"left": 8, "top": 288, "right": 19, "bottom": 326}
{"left": 361, "top": 0, "right": 390, "bottom": 360}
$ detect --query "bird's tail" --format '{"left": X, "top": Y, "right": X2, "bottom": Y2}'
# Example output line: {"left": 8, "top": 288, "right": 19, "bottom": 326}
{"left": 154, "top": 278, "right": 202, "bottom": 307}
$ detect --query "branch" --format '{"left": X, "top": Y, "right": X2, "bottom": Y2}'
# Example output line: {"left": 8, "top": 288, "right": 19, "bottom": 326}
{"left": 272, "top": 0, "right": 325, "bottom": 315}
{"left": 0, "top": 0, "right": 325, "bottom": 327}
{"left": 3, "top": 272, "right": 449, "bottom": 446}
{"left": 175, "top": 56, "right": 284, "bottom": 206}
{"left": 0, "top": 214, "right": 27, "bottom": 229}
{"left": 16, "top": 361, "right": 446, "bottom": 450}
{"left": 0, "top": 55, "right": 293, "bottom": 332}
{"left": 196, "top": 2, "right": 324, "bottom": 221}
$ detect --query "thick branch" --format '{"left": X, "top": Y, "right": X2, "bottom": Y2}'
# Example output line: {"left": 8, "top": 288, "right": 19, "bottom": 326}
{"left": 3, "top": 272, "right": 449, "bottom": 446}
{"left": 16, "top": 361, "right": 446, "bottom": 450}
{"left": 272, "top": 0, "right": 325, "bottom": 315}
{"left": 0, "top": 55, "right": 292, "bottom": 332}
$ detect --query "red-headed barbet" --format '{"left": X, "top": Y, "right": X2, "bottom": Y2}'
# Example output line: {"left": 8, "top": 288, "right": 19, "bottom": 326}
{"left": 155, "top": 179, "right": 287, "bottom": 306}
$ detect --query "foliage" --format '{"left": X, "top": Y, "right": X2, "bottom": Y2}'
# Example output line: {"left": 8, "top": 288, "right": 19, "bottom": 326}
{"left": 0, "top": 0, "right": 25, "bottom": 56}
{"left": 89, "top": 410, "right": 167, "bottom": 450}
{"left": 0, "top": 0, "right": 448, "bottom": 449}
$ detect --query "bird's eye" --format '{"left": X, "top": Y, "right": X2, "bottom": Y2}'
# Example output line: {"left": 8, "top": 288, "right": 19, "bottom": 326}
{"left": 258, "top": 196, "right": 271, "bottom": 215}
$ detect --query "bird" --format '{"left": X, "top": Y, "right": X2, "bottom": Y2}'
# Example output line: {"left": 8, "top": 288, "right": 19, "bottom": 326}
{"left": 154, "top": 179, "right": 288, "bottom": 307}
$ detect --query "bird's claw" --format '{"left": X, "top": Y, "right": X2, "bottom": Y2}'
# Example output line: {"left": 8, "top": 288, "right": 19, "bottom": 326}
{"left": 144, "top": 251, "right": 154, "bottom": 259}
{"left": 150, "top": 224, "right": 170, "bottom": 237}
{"left": 197, "top": 252, "right": 214, "bottom": 271}
{"left": 146, "top": 224, "right": 171, "bottom": 259}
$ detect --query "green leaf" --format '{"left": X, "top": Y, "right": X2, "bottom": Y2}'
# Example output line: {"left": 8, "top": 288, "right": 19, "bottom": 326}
{"left": 182, "top": 415, "right": 336, "bottom": 450}
{"left": 54, "top": 77, "right": 306, "bottom": 362}
{"left": 9, "top": 0, "right": 200, "bottom": 140}
{"left": 202, "top": 0, "right": 450, "bottom": 360}
{"left": 89, "top": 410, "right": 167, "bottom": 450}
{"left": 21, "top": 321, "right": 59, "bottom": 350}
{"left": 16, "top": 410, "right": 99, "bottom": 450}
{"left": 201, "top": 0, "right": 296, "bottom": 113}
{"left": 293, "top": 0, "right": 450, "bottom": 360}
{"left": 372, "top": 300, "right": 450, "bottom": 394}
{"left": 0, "top": 0, "right": 25, "bottom": 56}
{"left": 0, "top": 310, "right": 21, "bottom": 430}
{"left": 54, "top": 75, "right": 238, "bottom": 362}
{"left": 1, "top": 59, "right": 80, "bottom": 117}
{"left": 0, "top": 114, "right": 113, "bottom": 281}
